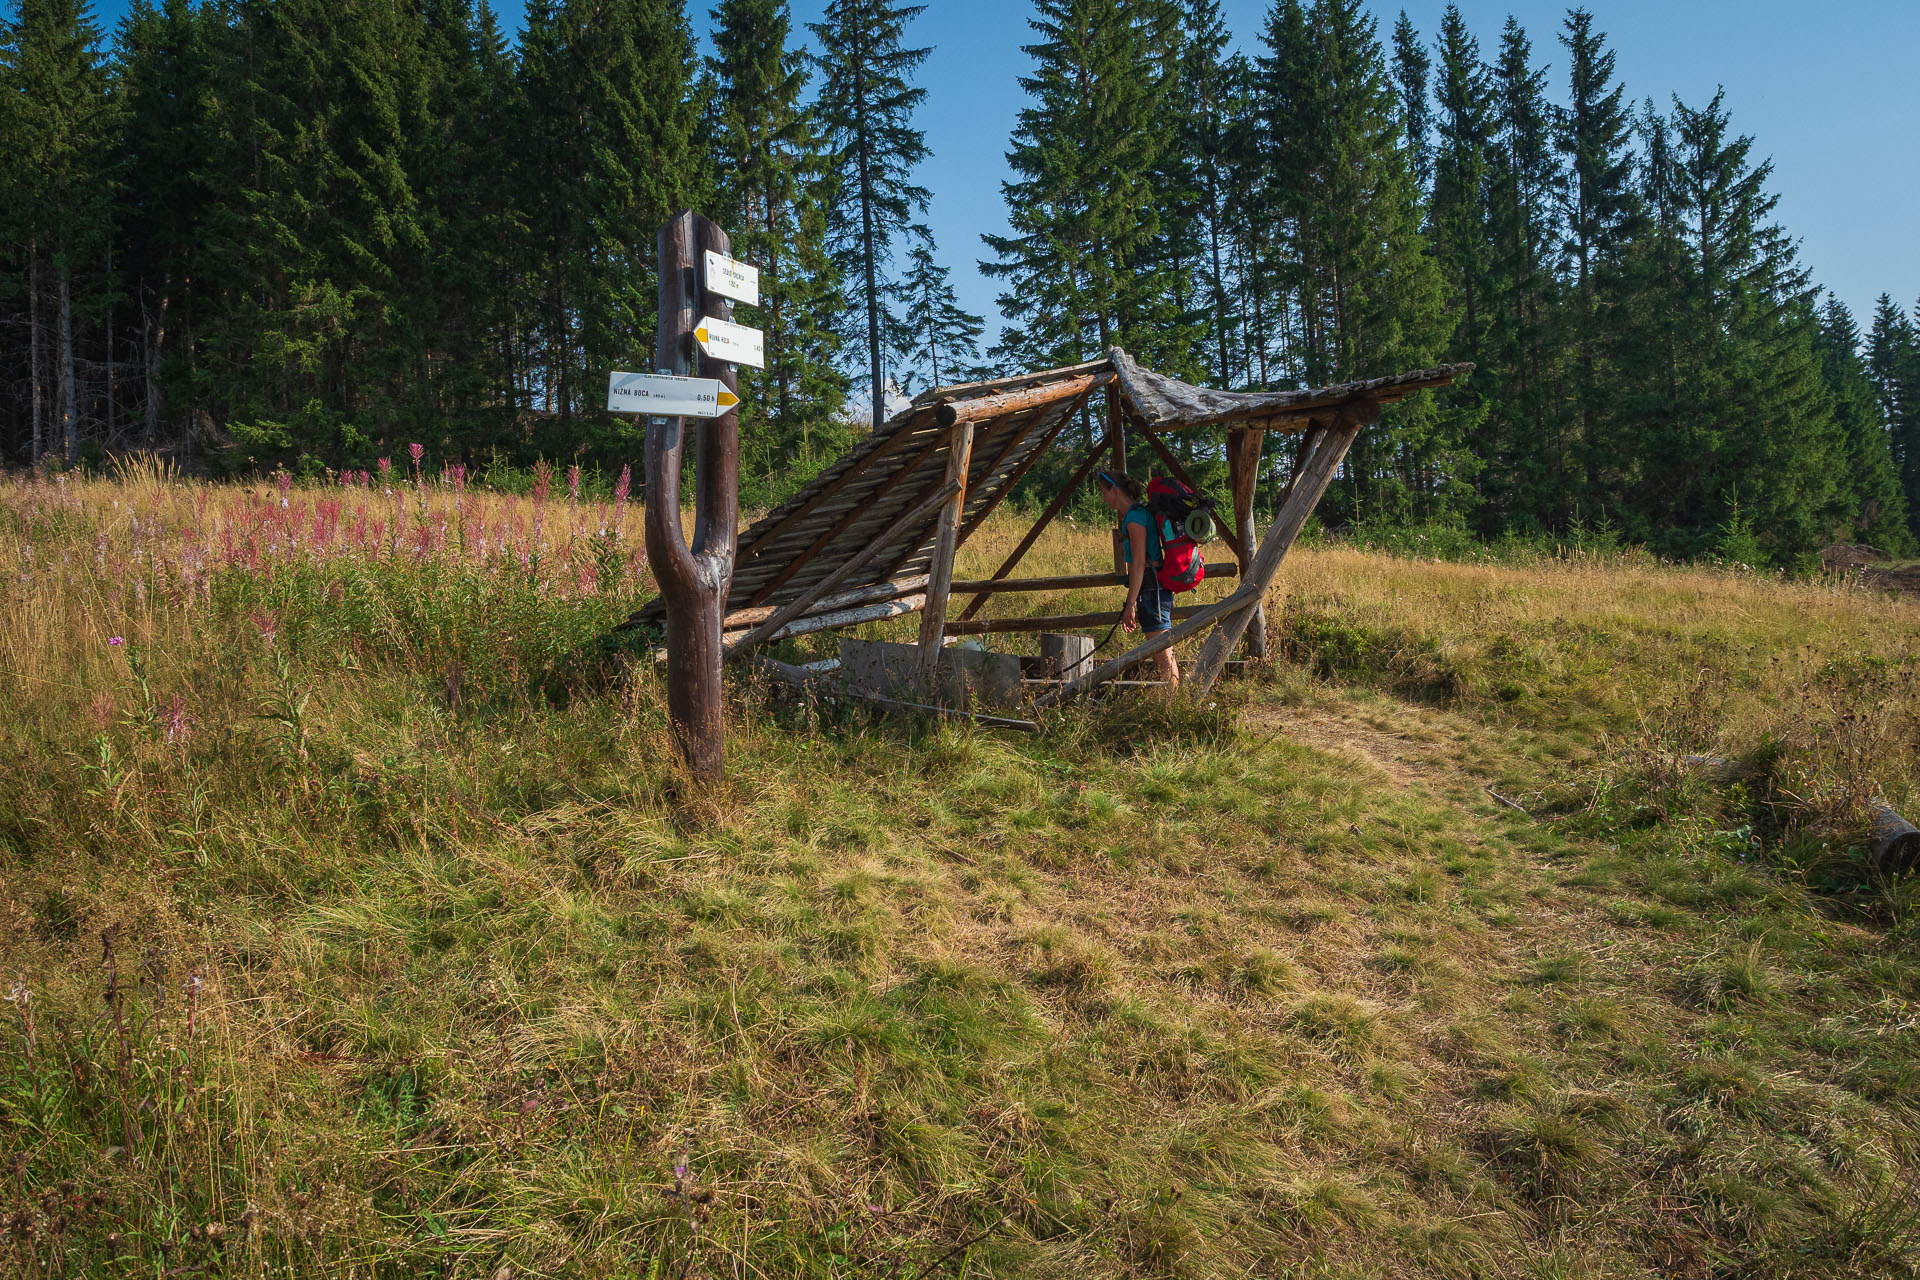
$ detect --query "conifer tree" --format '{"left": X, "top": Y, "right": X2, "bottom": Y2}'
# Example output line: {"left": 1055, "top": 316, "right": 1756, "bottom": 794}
{"left": 983, "top": 0, "right": 1180, "bottom": 373}
{"left": 808, "top": 0, "right": 929, "bottom": 431}
{"left": 408, "top": 0, "right": 518, "bottom": 442}
{"left": 1556, "top": 7, "right": 1640, "bottom": 511}
{"left": 1253, "top": 0, "right": 1446, "bottom": 516}
{"left": 707, "top": 0, "right": 847, "bottom": 484}
{"left": 1817, "top": 296, "right": 1910, "bottom": 551}
{"left": 5, "top": 0, "right": 115, "bottom": 464}
{"left": 114, "top": 0, "right": 217, "bottom": 446}
{"left": 1177, "top": 0, "right": 1239, "bottom": 385}
{"left": 514, "top": 0, "right": 699, "bottom": 438}
{"left": 889, "top": 225, "right": 984, "bottom": 394}
{"left": 1390, "top": 10, "right": 1430, "bottom": 193}
{"left": 1867, "top": 295, "right": 1920, "bottom": 540}
{"left": 1474, "top": 15, "right": 1564, "bottom": 529}
{"left": 1636, "top": 89, "right": 1844, "bottom": 560}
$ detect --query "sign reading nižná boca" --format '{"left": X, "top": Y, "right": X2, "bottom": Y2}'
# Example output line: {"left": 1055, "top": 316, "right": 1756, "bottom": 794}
{"left": 693, "top": 315, "right": 765, "bottom": 370}
{"left": 607, "top": 371, "right": 740, "bottom": 417}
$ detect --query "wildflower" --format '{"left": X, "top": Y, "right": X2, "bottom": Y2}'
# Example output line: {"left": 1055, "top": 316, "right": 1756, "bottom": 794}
{"left": 532, "top": 459, "right": 552, "bottom": 505}
{"left": 165, "top": 694, "right": 193, "bottom": 745}
{"left": 614, "top": 463, "right": 631, "bottom": 505}
{"left": 409, "top": 442, "right": 424, "bottom": 464}
{"left": 567, "top": 464, "right": 581, "bottom": 503}
{"left": 377, "top": 457, "right": 392, "bottom": 479}
{"left": 108, "top": 635, "right": 124, "bottom": 646}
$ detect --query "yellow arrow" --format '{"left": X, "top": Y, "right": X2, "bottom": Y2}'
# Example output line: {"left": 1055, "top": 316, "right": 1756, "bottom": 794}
{"left": 694, "top": 326, "right": 710, "bottom": 345}
{"left": 717, "top": 389, "right": 740, "bottom": 410}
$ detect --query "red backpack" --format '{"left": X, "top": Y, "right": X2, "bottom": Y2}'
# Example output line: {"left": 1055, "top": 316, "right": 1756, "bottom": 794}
{"left": 1142, "top": 476, "right": 1217, "bottom": 593}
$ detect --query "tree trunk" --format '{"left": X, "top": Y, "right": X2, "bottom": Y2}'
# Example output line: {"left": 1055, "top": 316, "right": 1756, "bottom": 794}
{"left": 29, "top": 247, "right": 44, "bottom": 465}
{"left": 144, "top": 290, "right": 169, "bottom": 445}
{"left": 645, "top": 211, "right": 741, "bottom": 782}
{"left": 59, "top": 266, "right": 79, "bottom": 466}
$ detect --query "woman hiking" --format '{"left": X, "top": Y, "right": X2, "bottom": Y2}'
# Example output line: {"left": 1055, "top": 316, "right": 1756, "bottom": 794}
{"left": 1095, "top": 469, "right": 1179, "bottom": 687}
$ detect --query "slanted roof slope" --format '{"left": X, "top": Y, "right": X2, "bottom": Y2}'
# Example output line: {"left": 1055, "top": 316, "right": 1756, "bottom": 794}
{"left": 627, "top": 348, "right": 1468, "bottom": 624}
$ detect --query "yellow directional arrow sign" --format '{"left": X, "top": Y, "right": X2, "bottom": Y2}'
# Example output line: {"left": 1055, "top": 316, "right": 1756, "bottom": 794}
{"left": 693, "top": 315, "right": 765, "bottom": 369}
{"left": 607, "top": 371, "right": 742, "bottom": 418}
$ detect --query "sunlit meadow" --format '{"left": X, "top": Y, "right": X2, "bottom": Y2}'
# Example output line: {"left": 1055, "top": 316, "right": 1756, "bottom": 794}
{"left": 4, "top": 463, "right": 1920, "bottom": 1278}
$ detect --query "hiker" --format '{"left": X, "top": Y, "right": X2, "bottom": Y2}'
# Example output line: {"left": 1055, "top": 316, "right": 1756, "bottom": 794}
{"left": 1096, "top": 469, "right": 1179, "bottom": 686}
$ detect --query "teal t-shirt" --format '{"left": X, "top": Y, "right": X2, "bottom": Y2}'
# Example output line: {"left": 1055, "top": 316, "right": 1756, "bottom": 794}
{"left": 1122, "top": 505, "right": 1160, "bottom": 566}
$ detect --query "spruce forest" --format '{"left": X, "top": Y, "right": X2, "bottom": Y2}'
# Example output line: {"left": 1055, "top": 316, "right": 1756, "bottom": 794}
{"left": 5, "top": 0, "right": 1920, "bottom": 566}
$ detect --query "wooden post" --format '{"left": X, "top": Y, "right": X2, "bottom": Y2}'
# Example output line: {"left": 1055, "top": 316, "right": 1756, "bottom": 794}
{"left": 1227, "top": 426, "right": 1267, "bottom": 658}
{"left": 916, "top": 419, "right": 976, "bottom": 669}
{"left": 644, "top": 211, "right": 741, "bottom": 781}
{"left": 1188, "top": 411, "right": 1370, "bottom": 690}
{"left": 1041, "top": 633, "right": 1096, "bottom": 682}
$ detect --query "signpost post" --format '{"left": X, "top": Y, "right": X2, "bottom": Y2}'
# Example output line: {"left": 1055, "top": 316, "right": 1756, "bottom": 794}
{"left": 641, "top": 212, "right": 756, "bottom": 782}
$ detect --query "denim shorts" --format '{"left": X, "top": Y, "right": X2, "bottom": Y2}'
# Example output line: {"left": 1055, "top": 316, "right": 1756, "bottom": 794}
{"left": 1136, "top": 583, "right": 1174, "bottom": 633}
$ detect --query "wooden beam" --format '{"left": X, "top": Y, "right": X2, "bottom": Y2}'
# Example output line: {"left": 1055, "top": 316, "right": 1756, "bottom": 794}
{"left": 956, "top": 426, "right": 1113, "bottom": 621}
{"left": 943, "top": 602, "right": 1219, "bottom": 636}
{"left": 721, "top": 593, "right": 927, "bottom": 646}
{"left": 942, "top": 369, "right": 1112, "bottom": 425}
{"left": 953, "top": 384, "right": 1098, "bottom": 545}
{"left": 1127, "top": 407, "right": 1246, "bottom": 555}
{"left": 743, "top": 417, "right": 962, "bottom": 607}
{"left": 722, "top": 575, "right": 926, "bottom": 629}
{"left": 1228, "top": 425, "right": 1266, "bottom": 659}
{"left": 727, "top": 480, "right": 958, "bottom": 658}
{"left": 916, "top": 421, "right": 977, "bottom": 667}
{"left": 1188, "top": 415, "right": 1367, "bottom": 690}
{"left": 949, "top": 563, "right": 1237, "bottom": 596}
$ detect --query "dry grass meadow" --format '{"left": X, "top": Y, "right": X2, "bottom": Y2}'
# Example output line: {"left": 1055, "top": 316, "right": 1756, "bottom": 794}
{"left": 4, "top": 462, "right": 1920, "bottom": 1278}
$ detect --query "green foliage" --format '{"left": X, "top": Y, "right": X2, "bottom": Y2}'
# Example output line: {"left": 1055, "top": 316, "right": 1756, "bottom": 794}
{"left": 706, "top": 0, "right": 851, "bottom": 489}
{"left": 808, "top": 0, "right": 931, "bottom": 430}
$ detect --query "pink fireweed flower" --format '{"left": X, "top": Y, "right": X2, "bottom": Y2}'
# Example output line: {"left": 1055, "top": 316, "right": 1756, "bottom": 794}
{"left": 409, "top": 442, "right": 424, "bottom": 464}
{"left": 567, "top": 464, "right": 581, "bottom": 503}
{"left": 165, "top": 694, "right": 192, "bottom": 745}
{"left": 614, "top": 463, "right": 631, "bottom": 505}
{"left": 378, "top": 457, "right": 392, "bottom": 479}
{"left": 532, "top": 460, "right": 552, "bottom": 505}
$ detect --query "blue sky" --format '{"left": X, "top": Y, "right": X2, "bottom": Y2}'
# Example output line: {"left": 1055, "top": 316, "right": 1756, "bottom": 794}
{"left": 93, "top": 0, "right": 1920, "bottom": 350}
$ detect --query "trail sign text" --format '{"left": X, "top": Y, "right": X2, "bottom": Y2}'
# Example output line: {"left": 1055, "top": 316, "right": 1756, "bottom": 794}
{"left": 607, "top": 370, "right": 740, "bottom": 417}
{"left": 703, "top": 250, "right": 759, "bottom": 307}
{"left": 694, "top": 315, "right": 765, "bottom": 369}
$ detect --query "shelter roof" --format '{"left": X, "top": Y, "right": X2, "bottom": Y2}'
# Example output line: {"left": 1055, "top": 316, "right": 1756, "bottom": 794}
{"left": 629, "top": 348, "right": 1468, "bottom": 624}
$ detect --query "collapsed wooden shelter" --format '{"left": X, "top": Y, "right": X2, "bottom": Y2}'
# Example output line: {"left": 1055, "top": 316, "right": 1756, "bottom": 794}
{"left": 623, "top": 345, "right": 1468, "bottom": 703}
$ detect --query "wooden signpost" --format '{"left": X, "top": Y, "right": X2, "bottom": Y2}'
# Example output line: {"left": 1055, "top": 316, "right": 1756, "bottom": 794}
{"left": 631, "top": 211, "right": 760, "bottom": 781}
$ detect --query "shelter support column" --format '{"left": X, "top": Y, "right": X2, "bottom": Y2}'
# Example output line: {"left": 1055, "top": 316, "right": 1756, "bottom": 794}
{"left": 1189, "top": 408, "right": 1373, "bottom": 690}
{"left": 916, "top": 419, "right": 976, "bottom": 669}
{"left": 1227, "top": 426, "right": 1267, "bottom": 659}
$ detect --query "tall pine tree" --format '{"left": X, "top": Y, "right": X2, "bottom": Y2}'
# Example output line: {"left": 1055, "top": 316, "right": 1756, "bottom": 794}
{"left": 808, "top": 0, "right": 928, "bottom": 431}
{"left": 983, "top": 0, "right": 1180, "bottom": 375}
{"left": 1817, "top": 296, "right": 1910, "bottom": 551}
{"left": 707, "top": 0, "right": 848, "bottom": 489}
